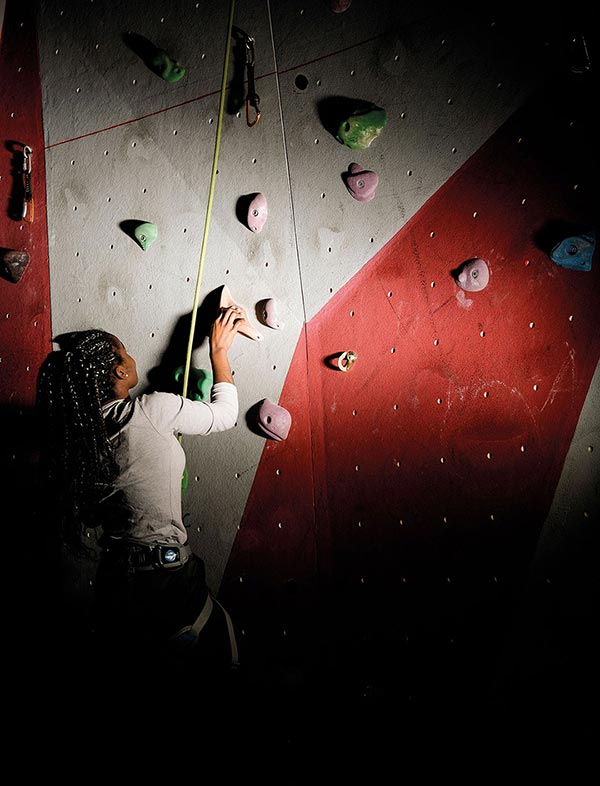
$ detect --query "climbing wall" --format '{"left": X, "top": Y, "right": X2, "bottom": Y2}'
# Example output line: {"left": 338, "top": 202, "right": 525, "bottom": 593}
{"left": 22, "top": 0, "right": 597, "bottom": 736}
{"left": 223, "top": 83, "right": 599, "bottom": 723}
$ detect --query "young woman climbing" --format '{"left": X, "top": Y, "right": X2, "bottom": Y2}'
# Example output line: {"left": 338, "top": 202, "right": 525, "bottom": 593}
{"left": 36, "top": 305, "right": 243, "bottom": 701}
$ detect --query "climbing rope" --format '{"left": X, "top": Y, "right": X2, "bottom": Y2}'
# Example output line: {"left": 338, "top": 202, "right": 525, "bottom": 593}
{"left": 181, "top": 0, "right": 236, "bottom": 401}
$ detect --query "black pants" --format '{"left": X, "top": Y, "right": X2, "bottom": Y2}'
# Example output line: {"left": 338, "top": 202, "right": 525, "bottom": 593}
{"left": 93, "top": 549, "right": 236, "bottom": 699}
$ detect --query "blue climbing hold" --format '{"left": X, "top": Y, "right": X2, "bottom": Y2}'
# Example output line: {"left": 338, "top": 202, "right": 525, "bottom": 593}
{"left": 550, "top": 231, "right": 595, "bottom": 271}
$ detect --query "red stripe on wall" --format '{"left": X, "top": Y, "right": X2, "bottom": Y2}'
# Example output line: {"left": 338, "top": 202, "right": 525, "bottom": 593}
{"left": 222, "top": 77, "right": 598, "bottom": 696}
{"left": 0, "top": 0, "right": 51, "bottom": 410}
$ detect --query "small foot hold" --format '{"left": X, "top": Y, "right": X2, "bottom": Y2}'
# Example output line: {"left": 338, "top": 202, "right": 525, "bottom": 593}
{"left": 133, "top": 221, "right": 158, "bottom": 251}
{"left": 220, "top": 285, "right": 264, "bottom": 341}
{"left": 336, "top": 104, "right": 386, "bottom": 150}
{"left": 344, "top": 163, "right": 378, "bottom": 201}
{"left": 550, "top": 231, "right": 595, "bottom": 271}
{"left": 337, "top": 350, "right": 357, "bottom": 371}
{"left": 1, "top": 249, "right": 30, "bottom": 283}
{"left": 124, "top": 33, "right": 185, "bottom": 82}
{"left": 150, "top": 48, "right": 185, "bottom": 82}
{"left": 330, "top": 0, "right": 352, "bottom": 11}
{"left": 455, "top": 258, "right": 489, "bottom": 292}
{"left": 256, "top": 398, "right": 291, "bottom": 441}
{"left": 247, "top": 193, "right": 268, "bottom": 233}
{"left": 259, "top": 298, "right": 284, "bottom": 330}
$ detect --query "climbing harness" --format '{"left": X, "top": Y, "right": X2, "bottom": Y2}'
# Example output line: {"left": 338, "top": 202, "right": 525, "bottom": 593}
{"left": 102, "top": 538, "right": 192, "bottom": 572}
{"left": 244, "top": 34, "right": 261, "bottom": 127}
{"left": 22, "top": 145, "right": 33, "bottom": 222}
{"left": 170, "top": 592, "right": 240, "bottom": 667}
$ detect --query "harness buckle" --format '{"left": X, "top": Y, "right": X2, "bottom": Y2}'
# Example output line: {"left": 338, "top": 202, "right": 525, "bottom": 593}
{"left": 154, "top": 545, "right": 184, "bottom": 568}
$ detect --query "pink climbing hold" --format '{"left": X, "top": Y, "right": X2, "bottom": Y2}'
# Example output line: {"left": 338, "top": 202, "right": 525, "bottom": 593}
{"left": 456, "top": 258, "right": 490, "bottom": 292}
{"left": 345, "top": 163, "right": 378, "bottom": 202}
{"left": 247, "top": 193, "right": 268, "bottom": 233}
{"left": 330, "top": 0, "right": 352, "bottom": 12}
{"left": 257, "top": 398, "right": 292, "bottom": 441}
{"left": 262, "top": 298, "right": 284, "bottom": 330}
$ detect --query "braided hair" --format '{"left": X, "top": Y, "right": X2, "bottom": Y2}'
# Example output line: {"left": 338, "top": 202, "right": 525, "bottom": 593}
{"left": 37, "top": 330, "right": 124, "bottom": 553}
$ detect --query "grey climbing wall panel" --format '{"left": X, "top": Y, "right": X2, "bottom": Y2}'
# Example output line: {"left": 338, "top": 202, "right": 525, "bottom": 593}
{"left": 38, "top": 0, "right": 564, "bottom": 595}
{"left": 269, "top": 1, "right": 547, "bottom": 320}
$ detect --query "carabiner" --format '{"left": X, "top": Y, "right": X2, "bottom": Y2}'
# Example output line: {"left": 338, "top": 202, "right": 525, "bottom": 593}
{"left": 22, "top": 145, "right": 34, "bottom": 223}
{"left": 244, "top": 35, "right": 261, "bottom": 127}
{"left": 23, "top": 145, "right": 32, "bottom": 174}
{"left": 246, "top": 95, "right": 261, "bottom": 127}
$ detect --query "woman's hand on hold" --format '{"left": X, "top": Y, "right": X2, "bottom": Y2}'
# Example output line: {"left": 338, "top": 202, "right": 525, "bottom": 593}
{"left": 210, "top": 306, "right": 241, "bottom": 356}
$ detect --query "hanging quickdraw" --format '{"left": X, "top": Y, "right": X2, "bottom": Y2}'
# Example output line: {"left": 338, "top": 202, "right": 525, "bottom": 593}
{"left": 244, "top": 34, "right": 261, "bottom": 127}
{"left": 22, "top": 146, "right": 34, "bottom": 223}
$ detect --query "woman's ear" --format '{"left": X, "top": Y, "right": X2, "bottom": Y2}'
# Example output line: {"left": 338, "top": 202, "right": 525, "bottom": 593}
{"left": 114, "top": 365, "right": 129, "bottom": 380}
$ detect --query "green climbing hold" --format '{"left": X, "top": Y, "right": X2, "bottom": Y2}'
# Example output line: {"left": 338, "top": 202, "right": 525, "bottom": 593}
{"left": 133, "top": 222, "right": 158, "bottom": 251}
{"left": 181, "top": 465, "right": 188, "bottom": 492}
{"left": 336, "top": 105, "right": 387, "bottom": 150}
{"left": 174, "top": 366, "right": 214, "bottom": 402}
{"left": 150, "top": 48, "right": 185, "bottom": 82}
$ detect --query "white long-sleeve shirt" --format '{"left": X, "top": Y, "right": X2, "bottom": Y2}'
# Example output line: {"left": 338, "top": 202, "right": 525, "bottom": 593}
{"left": 101, "top": 383, "right": 238, "bottom": 545}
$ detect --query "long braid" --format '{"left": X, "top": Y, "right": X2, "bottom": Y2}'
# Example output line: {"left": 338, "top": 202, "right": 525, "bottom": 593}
{"left": 37, "top": 330, "right": 124, "bottom": 553}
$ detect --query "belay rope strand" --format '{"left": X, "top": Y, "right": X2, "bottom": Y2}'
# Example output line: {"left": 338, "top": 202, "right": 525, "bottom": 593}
{"left": 181, "top": 0, "right": 236, "bottom": 404}
{"left": 171, "top": 5, "right": 240, "bottom": 666}
{"left": 178, "top": 0, "right": 236, "bottom": 487}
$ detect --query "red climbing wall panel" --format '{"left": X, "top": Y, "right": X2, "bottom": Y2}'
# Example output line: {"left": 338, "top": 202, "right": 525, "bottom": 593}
{"left": 0, "top": 0, "right": 51, "bottom": 411}
{"left": 222, "top": 80, "right": 598, "bottom": 699}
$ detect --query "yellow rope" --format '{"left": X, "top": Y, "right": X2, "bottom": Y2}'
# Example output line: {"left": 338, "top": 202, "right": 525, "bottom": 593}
{"left": 181, "top": 0, "right": 236, "bottom": 401}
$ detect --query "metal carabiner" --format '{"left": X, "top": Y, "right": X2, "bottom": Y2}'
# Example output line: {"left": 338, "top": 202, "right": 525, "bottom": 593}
{"left": 23, "top": 145, "right": 33, "bottom": 174}
{"left": 246, "top": 94, "right": 261, "bottom": 127}
{"left": 244, "top": 36, "right": 261, "bottom": 127}
{"left": 22, "top": 145, "right": 34, "bottom": 222}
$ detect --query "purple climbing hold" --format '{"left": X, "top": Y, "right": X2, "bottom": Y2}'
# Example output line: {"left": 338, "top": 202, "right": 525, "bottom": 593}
{"left": 247, "top": 193, "right": 268, "bottom": 233}
{"left": 455, "top": 258, "right": 490, "bottom": 292}
{"left": 344, "top": 163, "right": 378, "bottom": 202}
{"left": 330, "top": 0, "right": 352, "bottom": 12}
{"left": 262, "top": 298, "right": 284, "bottom": 330}
{"left": 257, "top": 398, "right": 292, "bottom": 441}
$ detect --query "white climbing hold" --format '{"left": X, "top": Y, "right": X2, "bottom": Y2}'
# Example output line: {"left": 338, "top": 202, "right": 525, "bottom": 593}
{"left": 220, "top": 284, "right": 264, "bottom": 341}
{"left": 262, "top": 298, "right": 284, "bottom": 330}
